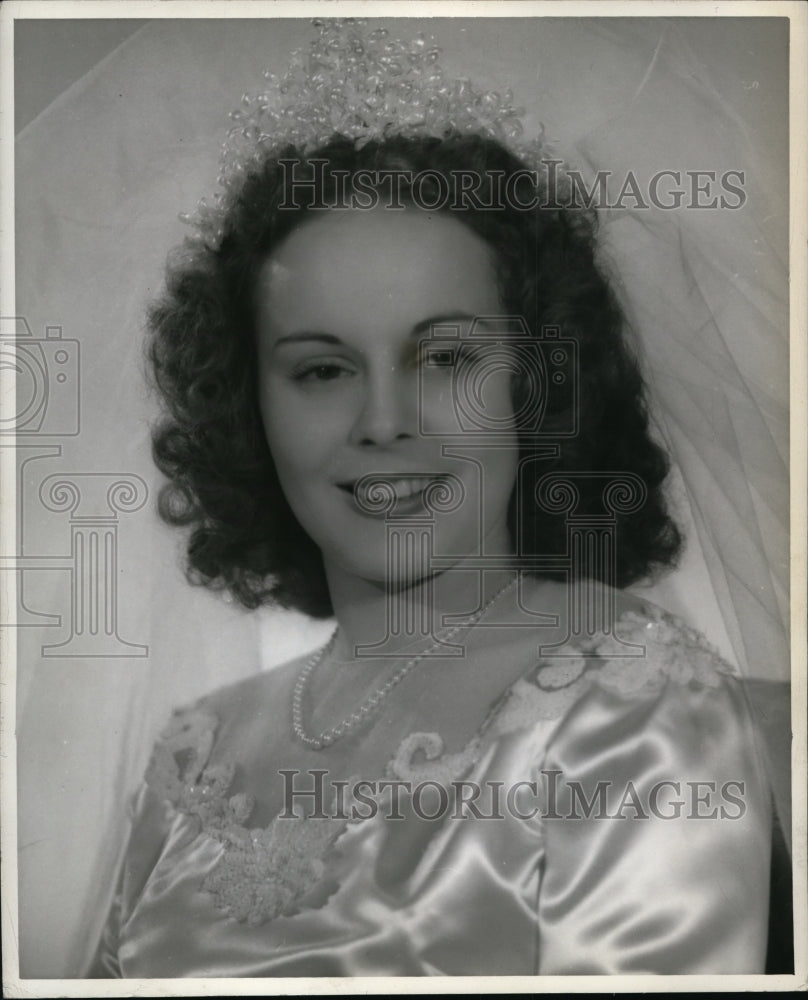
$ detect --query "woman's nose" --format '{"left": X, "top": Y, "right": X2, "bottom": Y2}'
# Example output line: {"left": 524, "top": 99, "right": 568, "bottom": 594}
{"left": 349, "top": 368, "right": 416, "bottom": 447}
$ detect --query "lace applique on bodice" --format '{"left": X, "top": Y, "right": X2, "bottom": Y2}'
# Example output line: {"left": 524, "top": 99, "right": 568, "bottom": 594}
{"left": 144, "top": 707, "right": 253, "bottom": 831}
{"left": 488, "top": 604, "right": 735, "bottom": 737}
{"left": 144, "top": 603, "right": 738, "bottom": 927}
{"left": 387, "top": 731, "right": 483, "bottom": 784}
{"left": 144, "top": 705, "right": 352, "bottom": 926}
{"left": 201, "top": 800, "right": 348, "bottom": 925}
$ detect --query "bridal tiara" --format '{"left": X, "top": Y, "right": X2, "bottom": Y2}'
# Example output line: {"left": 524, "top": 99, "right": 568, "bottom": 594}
{"left": 181, "top": 17, "right": 549, "bottom": 248}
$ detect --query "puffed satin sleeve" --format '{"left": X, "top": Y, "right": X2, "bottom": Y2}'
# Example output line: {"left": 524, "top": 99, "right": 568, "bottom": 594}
{"left": 85, "top": 781, "right": 173, "bottom": 978}
{"left": 534, "top": 670, "right": 772, "bottom": 974}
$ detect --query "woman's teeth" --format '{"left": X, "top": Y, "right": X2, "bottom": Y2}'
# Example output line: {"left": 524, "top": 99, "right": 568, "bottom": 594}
{"left": 350, "top": 477, "right": 436, "bottom": 503}
{"left": 388, "top": 478, "right": 429, "bottom": 500}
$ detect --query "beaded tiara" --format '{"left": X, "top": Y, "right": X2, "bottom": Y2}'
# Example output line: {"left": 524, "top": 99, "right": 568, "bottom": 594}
{"left": 182, "top": 17, "right": 548, "bottom": 248}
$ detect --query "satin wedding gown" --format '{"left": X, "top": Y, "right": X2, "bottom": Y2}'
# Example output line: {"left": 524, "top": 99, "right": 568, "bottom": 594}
{"left": 89, "top": 597, "right": 771, "bottom": 977}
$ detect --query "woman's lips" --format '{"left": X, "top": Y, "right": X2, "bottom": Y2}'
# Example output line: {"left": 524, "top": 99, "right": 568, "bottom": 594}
{"left": 337, "top": 475, "right": 444, "bottom": 516}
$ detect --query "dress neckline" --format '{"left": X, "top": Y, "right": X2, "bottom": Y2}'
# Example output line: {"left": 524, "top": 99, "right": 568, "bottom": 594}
{"left": 143, "top": 601, "right": 736, "bottom": 925}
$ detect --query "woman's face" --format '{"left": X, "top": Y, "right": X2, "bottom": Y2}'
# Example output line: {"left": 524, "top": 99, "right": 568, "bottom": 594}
{"left": 255, "top": 206, "right": 519, "bottom": 587}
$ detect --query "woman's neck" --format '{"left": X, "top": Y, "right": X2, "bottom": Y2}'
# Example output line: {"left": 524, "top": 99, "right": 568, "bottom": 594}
{"left": 323, "top": 557, "right": 518, "bottom": 662}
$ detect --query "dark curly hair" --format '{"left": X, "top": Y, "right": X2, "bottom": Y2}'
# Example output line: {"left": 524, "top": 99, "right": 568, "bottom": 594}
{"left": 148, "top": 133, "right": 682, "bottom": 617}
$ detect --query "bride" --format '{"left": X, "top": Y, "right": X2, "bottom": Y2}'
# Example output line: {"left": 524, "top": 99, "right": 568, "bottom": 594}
{"left": 87, "top": 18, "right": 776, "bottom": 977}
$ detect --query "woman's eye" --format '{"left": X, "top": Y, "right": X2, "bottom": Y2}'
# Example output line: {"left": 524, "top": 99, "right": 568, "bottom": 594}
{"left": 290, "top": 361, "right": 355, "bottom": 383}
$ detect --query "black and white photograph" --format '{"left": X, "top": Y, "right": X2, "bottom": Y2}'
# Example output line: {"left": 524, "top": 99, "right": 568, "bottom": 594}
{"left": 1, "top": 1, "right": 805, "bottom": 993}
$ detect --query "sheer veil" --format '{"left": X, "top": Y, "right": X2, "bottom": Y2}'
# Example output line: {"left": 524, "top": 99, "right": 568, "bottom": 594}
{"left": 11, "top": 17, "right": 789, "bottom": 976}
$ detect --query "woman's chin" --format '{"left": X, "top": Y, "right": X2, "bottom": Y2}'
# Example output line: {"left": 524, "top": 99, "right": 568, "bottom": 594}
{"left": 328, "top": 559, "right": 435, "bottom": 591}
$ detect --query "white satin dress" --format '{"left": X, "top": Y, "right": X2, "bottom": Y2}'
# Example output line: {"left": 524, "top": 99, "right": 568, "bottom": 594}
{"left": 89, "top": 600, "right": 772, "bottom": 977}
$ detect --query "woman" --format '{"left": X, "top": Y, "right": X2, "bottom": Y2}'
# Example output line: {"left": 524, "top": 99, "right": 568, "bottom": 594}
{"left": 87, "top": 19, "right": 774, "bottom": 977}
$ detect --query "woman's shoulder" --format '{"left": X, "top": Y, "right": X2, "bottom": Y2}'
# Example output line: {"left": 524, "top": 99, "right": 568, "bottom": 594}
{"left": 198, "top": 650, "right": 309, "bottom": 724}
{"left": 484, "top": 588, "right": 770, "bottom": 827}
{"left": 488, "top": 585, "right": 745, "bottom": 740}
{"left": 142, "top": 650, "right": 311, "bottom": 804}
{"left": 578, "top": 589, "right": 740, "bottom": 692}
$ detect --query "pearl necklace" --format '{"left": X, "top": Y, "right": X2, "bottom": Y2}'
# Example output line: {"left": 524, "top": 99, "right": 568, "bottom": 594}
{"left": 291, "top": 575, "right": 518, "bottom": 750}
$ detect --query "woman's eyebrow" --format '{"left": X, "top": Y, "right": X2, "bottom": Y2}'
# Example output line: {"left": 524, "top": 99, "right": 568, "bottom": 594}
{"left": 273, "top": 316, "right": 478, "bottom": 348}
{"left": 272, "top": 332, "right": 342, "bottom": 350}
{"left": 410, "top": 312, "right": 477, "bottom": 337}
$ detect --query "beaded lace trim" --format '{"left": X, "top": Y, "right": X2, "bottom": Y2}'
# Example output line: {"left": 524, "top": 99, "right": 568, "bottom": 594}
{"left": 144, "top": 709, "right": 347, "bottom": 926}
{"left": 488, "top": 604, "right": 735, "bottom": 736}
{"left": 144, "top": 604, "right": 735, "bottom": 926}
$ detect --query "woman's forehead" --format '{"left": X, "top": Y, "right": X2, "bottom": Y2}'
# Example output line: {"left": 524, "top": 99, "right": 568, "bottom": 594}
{"left": 267, "top": 204, "right": 494, "bottom": 271}
{"left": 257, "top": 207, "right": 502, "bottom": 337}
